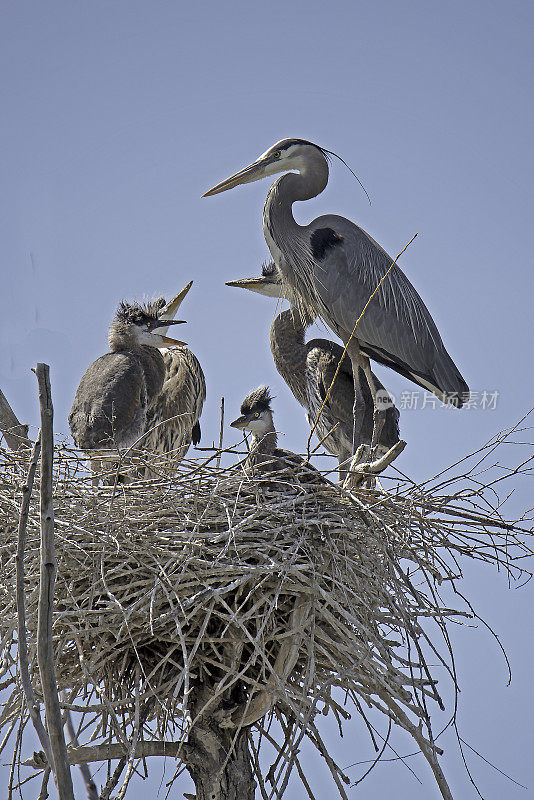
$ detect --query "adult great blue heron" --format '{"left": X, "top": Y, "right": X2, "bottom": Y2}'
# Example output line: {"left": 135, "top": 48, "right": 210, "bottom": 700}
{"left": 227, "top": 262, "right": 400, "bottom": 479}
{"left": 204, "top": 138, "right": 469, "bottom": 451}
{"left": 69, "top": 297, "right": 186, "bottom": 480}
{"left": 141, "top": 283, "right": 206, "bottom": 476}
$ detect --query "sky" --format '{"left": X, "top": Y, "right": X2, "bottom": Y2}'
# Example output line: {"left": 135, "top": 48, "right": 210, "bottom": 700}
{"left": 1, "top": 1, "right": 533, "bottom": 797}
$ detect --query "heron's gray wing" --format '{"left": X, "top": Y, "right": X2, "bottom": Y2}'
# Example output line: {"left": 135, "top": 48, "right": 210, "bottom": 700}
{"left": 144, "top": 348, "right": 206, "bottom": 456}
{"left": 309, "top": 215, "right": 469, "bottom": 404}
{"left": 69, "top": 353, "right": 146, "bottom": 449}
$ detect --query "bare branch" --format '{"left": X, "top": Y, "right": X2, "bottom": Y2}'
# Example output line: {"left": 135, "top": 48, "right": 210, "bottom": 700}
{"left": 0, "top": 386, "right": 30, "bottom": 451}
{"left": 221, "top": 595, "right": 313, "bottom": 728}
{"left": 34, "top": 363, "right": 75, "bottom": 800}
{"left": 16, "top": 433, "right": 52, "bottom": 768}
{"left": 64, "top": 702, "right": 98, "bottom": 800}
{"left": 98, "top": 757, "right": 127, "bottom": 800}
{"left": 216, "top": 396, "right": 225, "bottom": 469}
{"left": 343, "top": 440, "right": 407, "bottom": 489}
{"left": 24, "top": 740, "right": 187, "bottom": 769}
{"left": 116, "top": 665, "right": 141, "bottom": 800}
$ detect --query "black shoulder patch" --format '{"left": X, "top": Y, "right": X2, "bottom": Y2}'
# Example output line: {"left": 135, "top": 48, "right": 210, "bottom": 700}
{"left": 192, "top": 421, "right": 201, "bottom": 445}
{"left": 310, "top": 228, "right": 344, "bottom": 260}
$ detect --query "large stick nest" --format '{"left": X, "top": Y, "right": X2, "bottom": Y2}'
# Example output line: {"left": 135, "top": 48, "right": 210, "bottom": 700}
{"left": 0, "top": 434, "right": 532, "bottom": 797}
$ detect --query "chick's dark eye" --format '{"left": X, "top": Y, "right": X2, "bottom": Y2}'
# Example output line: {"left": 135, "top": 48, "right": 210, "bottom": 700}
{"left": 273, "top": 151, "right": 281, "bottom": 159}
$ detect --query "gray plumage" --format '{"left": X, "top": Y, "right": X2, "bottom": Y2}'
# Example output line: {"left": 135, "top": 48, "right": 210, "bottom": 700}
{"left": 139, "top": 282, "right": 206, "bottom": 474}
{"left": 142, "top": 346, "right": 206, "bottom": 470}
{"left": 227, "top": 262, "right": 400, "bottom": 476}
{"left": 205, "top": 138, "right": 469, "bottom": 452}
{"left": 69, "top": 299, "right": 186, "bottom": 456}
{"left": 231, "top": 385, "right": 320, "bottom": 478}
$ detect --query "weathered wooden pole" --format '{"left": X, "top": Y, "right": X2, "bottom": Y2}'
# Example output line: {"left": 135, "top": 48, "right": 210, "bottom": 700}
{"left": 34, "top": 363, "right": 75, "bottom": 800}
{"left": 184, "top": 686, "right": 256, "bottom": 800}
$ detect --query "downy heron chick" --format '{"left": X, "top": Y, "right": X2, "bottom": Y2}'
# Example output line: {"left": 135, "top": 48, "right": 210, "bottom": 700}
{"left": 227, "top": 261, "right": 400, "bottom": 479}
{"left": 69, "top": 298, "right": 186, "bottom": 479}
{"left": 204, "top": 138, "right": 469, "bottom": 455}
{"left": 231, "top": 385, "right": 321, "bottom": 479}
{"left": 141, "top": 282, "right": 206, "bottom": 476}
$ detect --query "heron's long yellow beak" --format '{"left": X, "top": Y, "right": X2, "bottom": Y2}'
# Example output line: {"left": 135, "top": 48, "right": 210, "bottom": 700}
{"left": 160, "top": 281, "right": 193, "bottom": 319}
{"left": 202, "top": 159, "right": 269, "bottom": 197}
{"left": 226, "top": 276, "right": 284, "bottom": 299}
{"left": 158, "top": 334, "right": 188, "bottom": 347}
{"left": 155, "top": 282, "right": 193, "bottom": 338}
{"left": 226, "top": 277, "right": 266, "bottom": 290}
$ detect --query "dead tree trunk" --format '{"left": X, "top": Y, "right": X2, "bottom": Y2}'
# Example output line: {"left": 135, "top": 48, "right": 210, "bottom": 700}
{"left": 185, "top": 686, "right": 256, "bottom": 800}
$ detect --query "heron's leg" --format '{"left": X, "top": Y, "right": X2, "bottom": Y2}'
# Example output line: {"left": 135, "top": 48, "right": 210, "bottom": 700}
{"left": 361, "top": 357, "right": 386, "bottom": 452}
{"left": 338, "top": 334, "right": 366, "bottom": 453}
{"left": 348, "top": 368, "right": 366, "bottom": 452}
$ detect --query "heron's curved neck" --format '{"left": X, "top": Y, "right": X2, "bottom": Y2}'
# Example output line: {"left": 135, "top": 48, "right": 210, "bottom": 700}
{"left": 263, "top": 156, "right": 328, "bottom": 319}
{"left": 270, "top": 308, "right": 311, "bottom": 408}
{"left": 264, "top": 159, "right": 328, "bottom": 234}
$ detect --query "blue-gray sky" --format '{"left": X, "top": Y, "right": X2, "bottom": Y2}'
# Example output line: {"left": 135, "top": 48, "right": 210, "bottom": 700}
{"left": 1, "top": 1, "right": 533, "bottom": 798}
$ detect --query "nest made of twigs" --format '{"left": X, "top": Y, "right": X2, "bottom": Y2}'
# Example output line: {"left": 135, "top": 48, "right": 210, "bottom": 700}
{"left": 0, "top": 440, "right": 532, "bottom": 797}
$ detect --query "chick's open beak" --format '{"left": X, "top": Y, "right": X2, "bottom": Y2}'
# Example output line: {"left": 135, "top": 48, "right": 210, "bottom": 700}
{"left": 159, "top": 335, "right": 188, "bottom": 346}
{"left": 160, "top": 281, "right": 193, "bottom": 319}
{"left": 153, "top": 319, "right": 187, "bottom": 346}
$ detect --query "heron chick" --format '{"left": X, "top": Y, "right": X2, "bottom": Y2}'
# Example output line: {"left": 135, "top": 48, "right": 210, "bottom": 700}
{"left": 227, "top": 261, "right": 400, "bottom": 479}
{"left": 231, "top": 385, "right": 320, "bottom": 479}
{"left": 69, "top": 297, "right": 186, "bottom": 480}
{"left": 142, "top": 282, "right": 206, "bottom": 476}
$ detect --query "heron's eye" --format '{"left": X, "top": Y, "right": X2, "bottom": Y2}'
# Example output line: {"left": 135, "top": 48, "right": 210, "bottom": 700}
{"left": 254, "top": 412, "right": 260, "bottom": 418}
{"left": 272, "top": 151, "right": 281, "bottom": 159}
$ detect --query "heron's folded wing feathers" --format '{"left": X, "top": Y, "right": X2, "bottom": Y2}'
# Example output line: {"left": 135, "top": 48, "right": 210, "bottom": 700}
{"left": 310, "top": 215, "right": 469, "bottom": 401}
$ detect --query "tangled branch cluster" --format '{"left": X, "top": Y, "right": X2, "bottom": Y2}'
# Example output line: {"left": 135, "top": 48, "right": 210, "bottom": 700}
{"left": 0, "top": 429, "right": 531, "bottom": 798}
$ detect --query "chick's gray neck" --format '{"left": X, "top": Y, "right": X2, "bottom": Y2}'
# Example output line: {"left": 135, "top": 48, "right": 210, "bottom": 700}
{"left": 250, "top": 411, "right": 278, "bottom": 456}
{"left": 108, "top": 323, "right": 166, "bottom": 404}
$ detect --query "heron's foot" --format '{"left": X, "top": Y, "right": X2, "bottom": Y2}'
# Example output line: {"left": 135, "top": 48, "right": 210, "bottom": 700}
{"left": 343, "top": 440, "right": 407, "bottom": 491}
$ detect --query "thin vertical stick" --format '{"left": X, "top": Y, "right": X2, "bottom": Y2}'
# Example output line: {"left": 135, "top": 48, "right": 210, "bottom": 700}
{"left": 16, "top": 433, "right": 52, "bottom": 765}
{"left": 216, "top": 397, "right": 225, "bottom": 469}
{"left": 64, "top": 702, "right": 98, "bottom": 799}
{"left": 116, "top": 665, "right": 141, "bottom": 800}
{"left": 34, "top": 363, "right": 75, "bottom": 800}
